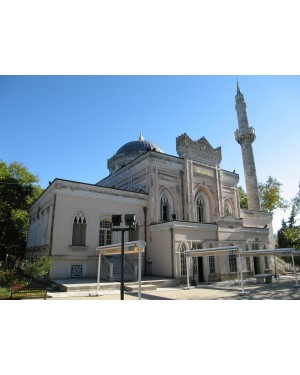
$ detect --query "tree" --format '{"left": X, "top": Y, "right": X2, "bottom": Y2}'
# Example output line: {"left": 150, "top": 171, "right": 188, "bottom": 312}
{"left": 238, "top": 186, "right": 248, "bottom": 209}
{"left": 20, "top": 256, "right": 53, "bottom": 284}
{"left": 277, "top": 184, "right": 300, "bottom": 265}
{"left": 239, "top": 176, "right": 289, "bottom": 213}
{"left": 259, "top": 176, "right": 289, "bottom": 213}
{"left": 0, "top": 160, "right": 43, "bottom": 263}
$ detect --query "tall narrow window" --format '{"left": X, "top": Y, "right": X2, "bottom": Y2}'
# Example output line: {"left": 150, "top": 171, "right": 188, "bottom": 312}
{"left": 160, "top": 194, "right": 169, "bottom": 221}
{"left": 72, "top": 212, "right": 87, "bottom": 246}
{"left": 99, "top": 219, "right": 112, "bottom": 246}
{"left": 208, "top": 244, "right": 215, "bottom": 274}
{"left": 196, "top": 196, "right": 204, "bottom": 222}
{"left": 180, "top": 243, "right": 187, "bottom": 276}
{"left": 228, "top": 245, "right": 237, "bottom": 273}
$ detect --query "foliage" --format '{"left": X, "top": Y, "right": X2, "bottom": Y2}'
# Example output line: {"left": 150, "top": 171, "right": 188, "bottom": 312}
{"left": 277, "top": 183, "right": 300, "bottom": 265}
{"left": 20, "top": 256, "right": 53, "bottom": 283}
{"left": 0, "top": 160, "right": 43, "bottom": 263}
{"left": 238, "top": 186, "right": 248, "bottom": 209}
{"left": 0, "top": 267, "right": 28, "bottom": 287}
{"left": 258, "top": 176, "right": 289, "bottom": 213}
{"left": 239, "top": 176, "right": 288, "bottom": 213}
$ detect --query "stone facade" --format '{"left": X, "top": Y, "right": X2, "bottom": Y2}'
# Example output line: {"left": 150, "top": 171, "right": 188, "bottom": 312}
{"left": 26, "top": 85, "right": 275, "bottom": 282}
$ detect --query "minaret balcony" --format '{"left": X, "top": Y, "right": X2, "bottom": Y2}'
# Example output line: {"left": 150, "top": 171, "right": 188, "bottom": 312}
{"left": 235, "top": 127, "right": 256, "bottom": 145}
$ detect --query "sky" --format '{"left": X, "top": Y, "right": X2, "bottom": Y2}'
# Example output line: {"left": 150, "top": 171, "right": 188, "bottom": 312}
{"left": 2, "top": 1, "right": 300, "bottom": 370}
{"left": 1, "top": 75, "right": 299, "bottom": 232}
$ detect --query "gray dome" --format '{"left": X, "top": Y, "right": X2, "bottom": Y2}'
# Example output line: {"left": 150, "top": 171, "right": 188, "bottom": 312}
{"left": 107, "top": 132, "right": 164, "bottom": 174}
{"left": 116, "top": 139, "right": 164, "bottom": 155}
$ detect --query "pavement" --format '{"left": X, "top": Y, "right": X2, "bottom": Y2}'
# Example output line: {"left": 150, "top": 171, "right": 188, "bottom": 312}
{"left": 45, "top": 274, "right": 300, "bottom": 300}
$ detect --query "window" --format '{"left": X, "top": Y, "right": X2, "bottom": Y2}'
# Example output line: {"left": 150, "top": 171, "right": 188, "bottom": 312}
{"left": 99, "top": 219, "right": 112, "bottom": 246}
{"left": 180, "top": 242, "right": 187, "bottom": 276}
{"left": 160, "top": 191, "right": 173, "bottom": 222}
{"left": 128, "top": 223, "right": 139, "bottom": 242}
{"left": 196, "top": 196, "right": 204, "bottom": 222}
{"left": 209, "top": 256, "right": 216, "bottom": 274}
{"left": 72, "top": 211, "right": 87, "bottom": 246}
{"left": 228, "top": 245, "right": 237, "bottom": 273}
{"left": 264, "top": 256, "right": 269, "bottom": 270}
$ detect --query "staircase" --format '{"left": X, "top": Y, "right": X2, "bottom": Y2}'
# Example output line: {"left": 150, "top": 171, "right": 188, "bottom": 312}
{"left": 105, "top": 255, "right": 136, "bottom": 281}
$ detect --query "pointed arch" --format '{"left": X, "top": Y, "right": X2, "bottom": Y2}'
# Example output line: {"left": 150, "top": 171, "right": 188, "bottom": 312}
{"left": 159, "top": 188, "right": 174, "bottom": 222}
{"left": 72, "top": 211, "right": 87, "bottom": 246}
{"left": 224, "top": 199, "right": 233, "bottom": 216}
{"left": 194, "top": 189, "right": 212, "bottom": 223}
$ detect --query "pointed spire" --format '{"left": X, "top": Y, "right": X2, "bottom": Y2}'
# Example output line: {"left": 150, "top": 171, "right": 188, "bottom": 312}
{"left": 139, "top": 131, "right": 144, "bottom": 141}
{"left": 236, "top": 78, "right": 241, "bottom": 93}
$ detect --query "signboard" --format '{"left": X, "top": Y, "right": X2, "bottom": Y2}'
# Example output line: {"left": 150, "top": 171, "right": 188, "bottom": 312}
{"left": 96, "top": 241, "right": 145, "bottom": 256}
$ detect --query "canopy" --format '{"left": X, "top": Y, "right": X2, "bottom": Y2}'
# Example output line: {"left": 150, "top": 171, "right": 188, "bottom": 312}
{"left": 183, "top": 246, "right": 298, "bottom": 295}
{"left": 95, "top": 240, "right": 146, "bottom": 299}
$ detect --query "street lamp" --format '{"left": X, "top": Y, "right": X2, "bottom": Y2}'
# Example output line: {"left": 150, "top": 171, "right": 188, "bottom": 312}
{"left": 111, "top": 214, "right": 136, "bottom": 300}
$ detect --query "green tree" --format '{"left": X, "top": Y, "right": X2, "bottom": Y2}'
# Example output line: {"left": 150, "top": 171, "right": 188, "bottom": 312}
{"left": 277, "top": 184, "right": 300, "bottom": 265}
{"left": 259, "top": 176, "right": 289, "bottom": 213}
{"left": 0, "top": 161, "right": 43, "bottom": 263}
{"left": 20, "top": 256, "right": 53, "bottom": 284}
{"left": 238, "top": 186, "right": 248, "bottom": 209}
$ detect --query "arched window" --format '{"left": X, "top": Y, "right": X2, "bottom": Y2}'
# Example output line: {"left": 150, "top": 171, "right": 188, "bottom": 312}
{"left": 160, "top": 190, "right": 173, "bottom": 222}
{"left": 196, "top": 196, "right": 205, "bottom": 222}
{"left": 99, "top": 219, "right": 112, "bottom": 246}
{"left": 72, "top": 211, "right": 87, "bottom": 246}
{"left": 180, "top": 242, "right": 187, "bottom": 276}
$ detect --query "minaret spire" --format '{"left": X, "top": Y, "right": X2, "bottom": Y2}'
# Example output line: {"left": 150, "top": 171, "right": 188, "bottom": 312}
{"left": 235, "top": 84, "right": 261, "bottom": 211}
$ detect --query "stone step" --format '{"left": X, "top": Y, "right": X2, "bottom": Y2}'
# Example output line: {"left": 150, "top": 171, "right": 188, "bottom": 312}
{"left": 124, "top": 284, "right": 157, "bottom": 292}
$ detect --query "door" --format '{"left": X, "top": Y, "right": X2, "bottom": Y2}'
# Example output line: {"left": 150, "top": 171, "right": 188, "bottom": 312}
{"left": 198, "top": 257, "right": 204, "bottom": 282}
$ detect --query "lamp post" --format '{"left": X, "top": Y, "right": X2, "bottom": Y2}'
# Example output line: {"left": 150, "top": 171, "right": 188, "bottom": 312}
{"left": 111, "top": 214, "right": 136, "bottom": 300}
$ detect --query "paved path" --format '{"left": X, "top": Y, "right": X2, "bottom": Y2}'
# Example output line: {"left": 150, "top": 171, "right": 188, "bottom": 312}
{"left": 47, "top": 276, "right": 300, "bottom": 300}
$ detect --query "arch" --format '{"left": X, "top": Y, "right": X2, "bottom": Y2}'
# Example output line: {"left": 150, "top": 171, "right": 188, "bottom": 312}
{"left": 72, "top": 211, "right": 87, "bottom": 246}
{"left": 224, "top": 199, "right": 233, "bottom": 216}
{"left": 195, "top": 190, "right": 211, "bottom": 222}
{"left": 194, "top": 186, "right": 215, "bottom": 223}
{"left": 159, "top": 188, "right": 174, "bottom": 222}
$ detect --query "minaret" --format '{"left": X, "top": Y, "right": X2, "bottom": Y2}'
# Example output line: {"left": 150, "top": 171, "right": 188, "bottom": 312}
{"left": 235, "top": 83, "right": 261, "bottom": 211}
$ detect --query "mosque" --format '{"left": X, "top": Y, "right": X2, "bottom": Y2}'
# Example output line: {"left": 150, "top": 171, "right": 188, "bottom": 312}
{"left": 26, "top": 84, "right": 275, "bottom": 282}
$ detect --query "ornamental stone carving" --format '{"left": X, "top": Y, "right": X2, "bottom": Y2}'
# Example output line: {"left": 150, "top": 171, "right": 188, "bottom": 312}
{"left": 176, "top": 133, "right": 222, "bottom": 165}
{"left": 235, "top": 127, "right": 256, "bottom": 145}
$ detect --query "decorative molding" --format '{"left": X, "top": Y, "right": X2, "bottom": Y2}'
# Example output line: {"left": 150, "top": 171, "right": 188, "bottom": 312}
{"left": 176, "top": 133, "right": 222, "bottom": 165}
{"left": 69, "top": 245, "right": 89, "bottom": 252}
{"left": 235, "top": 127, "right": 256, "bottom": 145}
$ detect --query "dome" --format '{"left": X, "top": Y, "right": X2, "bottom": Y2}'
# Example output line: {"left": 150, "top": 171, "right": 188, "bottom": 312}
{"left": 116, "top": 132, "right": 164, "bottom": 155}
{"left": 107, "top": 132, "right": 164, "bottom": 174}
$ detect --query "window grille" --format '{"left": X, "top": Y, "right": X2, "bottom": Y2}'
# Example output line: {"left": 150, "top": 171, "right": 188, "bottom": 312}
{"left": 180, "top": 243, "right": 187, "bottom": 276}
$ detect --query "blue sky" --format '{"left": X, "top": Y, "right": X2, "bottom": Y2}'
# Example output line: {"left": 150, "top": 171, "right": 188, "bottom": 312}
{"left": 1, "top": 75, "right": 299, "bottom": 231}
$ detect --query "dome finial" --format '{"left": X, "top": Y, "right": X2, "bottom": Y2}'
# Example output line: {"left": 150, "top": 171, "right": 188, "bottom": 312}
{"left": 139, "top": 131, "right": 144, "bottom": 141}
